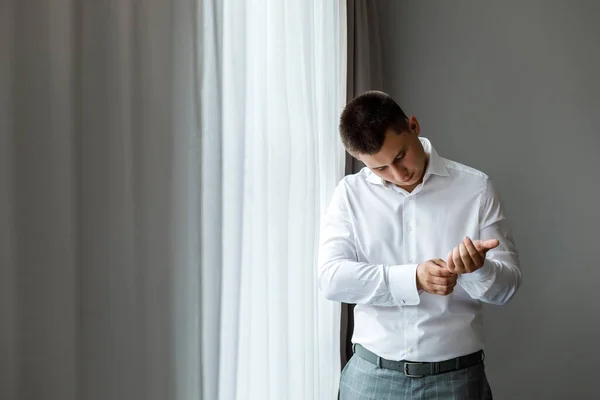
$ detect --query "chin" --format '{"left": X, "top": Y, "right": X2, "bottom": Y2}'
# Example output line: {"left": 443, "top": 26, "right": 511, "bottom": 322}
{"left": 396, "top": 180, "right": 414, "bottom": 187}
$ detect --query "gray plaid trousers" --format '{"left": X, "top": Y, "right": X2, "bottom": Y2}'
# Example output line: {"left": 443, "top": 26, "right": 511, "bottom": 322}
{"left": 339, "top": 354, "right": 493, "bottom": 400}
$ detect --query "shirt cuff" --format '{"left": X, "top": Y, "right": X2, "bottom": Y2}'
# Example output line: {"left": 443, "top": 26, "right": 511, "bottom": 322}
{"left": 388, "top": 264, "right": 421, "bottom": 306}
{"left": 460, "top": 259, "right": 495, "bottom": 282}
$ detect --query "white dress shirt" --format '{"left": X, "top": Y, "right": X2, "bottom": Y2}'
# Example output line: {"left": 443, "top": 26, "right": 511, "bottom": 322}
{"left": 318, "top": 137, "right": 521, "bottom": 362}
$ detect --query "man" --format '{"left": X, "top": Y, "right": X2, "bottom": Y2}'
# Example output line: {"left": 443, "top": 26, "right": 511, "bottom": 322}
{"left": 318, "top": 91, "right": 521, "bottom": 399}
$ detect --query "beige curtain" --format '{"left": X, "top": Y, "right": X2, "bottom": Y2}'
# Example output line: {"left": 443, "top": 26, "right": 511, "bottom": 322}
{"left": 2, "top": 1, "right": 203, "bottom": 399}
{"left": 341, "top": 0, "right": 384, "bottom": 369}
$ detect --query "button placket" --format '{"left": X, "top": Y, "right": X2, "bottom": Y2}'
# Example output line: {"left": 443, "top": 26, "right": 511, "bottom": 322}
{"left": 404, "top": 195, "right": 419, "bottom": 357}
{"left": 405, "top": 196, "right": 417, "bottom": 265}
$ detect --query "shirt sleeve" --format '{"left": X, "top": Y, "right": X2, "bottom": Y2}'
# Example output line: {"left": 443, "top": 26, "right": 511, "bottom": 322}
{"left": 457, "top": 178, "right": 522, "bottom": 305}
{"left": 317, "top": 181, "right": 420, "bottom": 306}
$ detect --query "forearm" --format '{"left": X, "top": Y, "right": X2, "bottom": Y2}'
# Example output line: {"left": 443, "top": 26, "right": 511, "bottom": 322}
{"left": 318, "top": 256, "right": 420, "bottom": 306}
{"left": 457, "top": 256, "right": 521, "bottom": 305}
{"left": 318, "top": 181, "right": 421, "bottom": 306}
{"left": 460, "top": 178, "right": 523, "bottom": 305}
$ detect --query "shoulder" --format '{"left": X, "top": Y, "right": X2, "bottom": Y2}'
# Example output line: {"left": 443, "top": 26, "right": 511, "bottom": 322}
{"left": 336, "top": 167, "right": 383, "bottom": 195}
{"left": 442, "top": 158, "right": 488, "bottom": 180}
{"left": 330, "top": 167, "right": 381, "bottom": 206}
{"left": 439, "top": 158, "right": 506, "bottom": 206}
{"left": 441, "top": 157, "right": 490, "bottom": 190}
{"left": 339, "top": 167, "right": 373, "bottom": 187}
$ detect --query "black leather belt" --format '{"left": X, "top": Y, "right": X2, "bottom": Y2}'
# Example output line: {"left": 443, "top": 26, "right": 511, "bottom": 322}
{"left": 353, "top": 344, "right": 485, "bottom": 378}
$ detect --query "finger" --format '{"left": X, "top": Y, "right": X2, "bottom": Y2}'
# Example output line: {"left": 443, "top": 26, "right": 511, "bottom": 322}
{"left": 459, "top": 243, "right": 477, "bottom": 272}
{"left": 430, "top": 264, "right": 456, "bottom": 277}
{"left": 473, "top": 239, "right": 500, "bottom": 252}
{"left": 424, "top": 260, "right": 451, "bottom": 275}
{"left": 464, "top": 237, "right": 484, "bottom": 266}
{"left": 446, "top": 251, "right": 455, "bottom": 273}
{"left": 432, "top": 285, "right": 455, "bottom": 296}
{"left": 482, "top": 239, "right": 500, "bottom": 250}
{"left": 429, "top": 281, "right": 454, "bottom": 290}
{"left": 430, "top": 258, "right": 447, "bottom": 268}
{"left": 425, "top": 278, "right": 457, "bottom": 293}
{"left": 447, "top": 273, "right": 457, "bottom": 283}
{"left": 427, "top": 275, "right": 456, "bottom": 286}
{"left": 452, "top": 247, "right": 465, "bottom": 273}
{"left": 483, "top": 239, "right": 500, "bottom": 250}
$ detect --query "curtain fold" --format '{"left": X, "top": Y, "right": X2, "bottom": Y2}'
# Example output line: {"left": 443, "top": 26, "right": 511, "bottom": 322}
{"left": 341, "top": 0, "right": 385, "bottom": 370}
{"left": 200, "top": 0, "right": 224, "bottom": 398}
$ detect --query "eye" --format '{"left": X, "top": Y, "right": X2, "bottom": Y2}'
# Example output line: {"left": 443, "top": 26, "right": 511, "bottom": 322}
{"left": 394, "top": 152, "right": 405, "bottom": 162}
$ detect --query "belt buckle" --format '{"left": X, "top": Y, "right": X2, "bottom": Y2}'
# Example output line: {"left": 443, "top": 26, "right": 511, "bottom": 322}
{"left": 403, "top": 362, "right": 425, "bottom": 378}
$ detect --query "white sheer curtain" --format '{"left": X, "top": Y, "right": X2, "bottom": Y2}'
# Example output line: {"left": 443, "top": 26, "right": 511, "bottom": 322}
{"left": 206, "top": 1, "right": 347, "bottom": 399}
{"left": 1, "top": 0, "right": 346, "bottom": 399}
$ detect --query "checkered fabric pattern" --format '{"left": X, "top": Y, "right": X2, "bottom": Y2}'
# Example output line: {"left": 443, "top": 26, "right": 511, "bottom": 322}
{"left": 340, "top": 354, "right": 493, "bottom": 400}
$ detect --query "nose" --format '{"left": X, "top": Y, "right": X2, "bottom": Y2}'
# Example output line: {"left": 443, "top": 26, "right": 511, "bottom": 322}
{"left": 391, "top": 164, "right": 410, "bottom": 181}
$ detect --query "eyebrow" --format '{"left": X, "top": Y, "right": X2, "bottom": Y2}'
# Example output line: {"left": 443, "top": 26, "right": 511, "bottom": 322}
{"left": 372, "top": 148, "right": 406, "bottom": 170}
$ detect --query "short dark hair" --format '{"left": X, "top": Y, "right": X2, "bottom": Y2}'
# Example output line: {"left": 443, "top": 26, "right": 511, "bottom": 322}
{"left": 339, "top": 91, "right": 409, "bottom": 155}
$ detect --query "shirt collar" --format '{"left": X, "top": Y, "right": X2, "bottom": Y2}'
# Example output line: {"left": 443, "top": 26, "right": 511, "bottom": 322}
{"left": 365, "top": 137, "right": 449, "bottom": 185}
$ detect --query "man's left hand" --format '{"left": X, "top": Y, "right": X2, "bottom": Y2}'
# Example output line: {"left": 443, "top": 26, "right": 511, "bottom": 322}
{"left": 446, "top": 237, "right": 499, "bottom": 274}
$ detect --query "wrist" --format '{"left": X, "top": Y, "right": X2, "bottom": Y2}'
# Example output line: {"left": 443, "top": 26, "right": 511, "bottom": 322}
{"left": 461, "top": 259, "right": 494, "bottom": 281}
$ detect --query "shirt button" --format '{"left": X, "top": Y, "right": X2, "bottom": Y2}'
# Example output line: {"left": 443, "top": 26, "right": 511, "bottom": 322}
{"left": 408, "top": 348, "right": 413, "bottom": 354}
{"left": 409, "top": 258, "right": 416, "bottom": 263}
{"left": 407, "top": 226, "right": 413, "bottom": 232}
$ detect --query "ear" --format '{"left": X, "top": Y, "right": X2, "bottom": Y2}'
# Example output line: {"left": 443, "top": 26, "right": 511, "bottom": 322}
{"left": 349, "top": 150, "right": 361, "bottom": 161}
{"left": 407, "top": 116, "right": 420, "bottom": 136}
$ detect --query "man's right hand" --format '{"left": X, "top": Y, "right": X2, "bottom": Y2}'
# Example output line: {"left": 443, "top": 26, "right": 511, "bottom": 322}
{"left": 416, "top": 259, "right": 457, "bottom": 296}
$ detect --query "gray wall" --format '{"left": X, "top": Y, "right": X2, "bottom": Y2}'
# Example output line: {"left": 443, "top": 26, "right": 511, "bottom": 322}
{"left": 377, "top": 1, "right": 600, "bottom": 399}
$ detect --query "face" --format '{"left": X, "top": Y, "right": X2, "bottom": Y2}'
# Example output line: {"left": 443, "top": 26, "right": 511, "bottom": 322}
{"left": 357, "top": 117, "right": 428, "bottom": 192}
